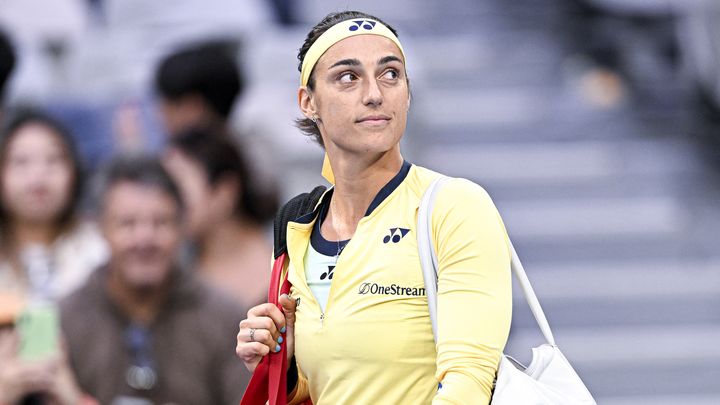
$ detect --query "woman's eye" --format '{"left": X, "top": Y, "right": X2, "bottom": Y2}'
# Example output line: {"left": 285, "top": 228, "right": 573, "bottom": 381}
{"left": 339, "top": 72, "right": 357, "bottom": 83}
{"left": 382, "top": 69, "right": 399, "bottom": 80}
{"left": 47, "top": 153, "right": 65, "bottom": 166}
{"left": 9, "top": 156, "right": 29, "bottom": 168}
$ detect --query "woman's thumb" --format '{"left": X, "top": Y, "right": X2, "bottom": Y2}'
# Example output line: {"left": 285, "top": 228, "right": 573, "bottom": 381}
{"left": 278, "top": 294, "right": 297, "bottom": 328}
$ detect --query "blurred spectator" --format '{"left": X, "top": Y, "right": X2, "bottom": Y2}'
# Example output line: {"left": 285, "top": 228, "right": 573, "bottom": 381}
{"left": 268, "top": 0, "right": 298, "bottom": 25}
{"left": 678, "top": 0, "right": 720, "bottom": 162}
{"left": 154, "top": 41, "right": 243, "bottom": 137}
{"left": 0, "top": 29, "right": 15, "bottom": 116}
{"left": 60, "top": 155, "right": 249, "bottom": 404}
{"left": 164, "top": 127, "right": 277, "bottom": 308}
{"left": 0, "top": 109, "right": 106, "bottom": 405}
{"left": 559, "top": 0, "right": 678, "bottom": 109}
{"left": 0, "top": 0, "right": 88, "bottom": 102}
{"left": 0, "top": 109, "right": 108, "bottom": 300}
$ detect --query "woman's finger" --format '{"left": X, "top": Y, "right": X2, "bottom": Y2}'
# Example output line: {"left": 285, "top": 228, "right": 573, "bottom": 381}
{"left": 236, "top": 341, "right": 271, "bottom": 371}
{"left": 247, "top": 304, "right": 286, "bottom": 335}
{"left": 236, "top": 341, "right": 271, "bottom": 359}
{"left": 239, "top": 316, "right": 279, "bottom": 342}
{"left": 250, "top": 328, "right": 280, "bottom": 353}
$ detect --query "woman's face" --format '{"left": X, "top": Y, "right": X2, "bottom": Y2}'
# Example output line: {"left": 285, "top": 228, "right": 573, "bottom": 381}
{"left": 0, "top": 123, "right": 74, "bottom": 225}
{"left": 301, "top": 34, "right": 410, "bottom": 158}
{"left": 163, "top": 149, "right": 235, "bottom": 240}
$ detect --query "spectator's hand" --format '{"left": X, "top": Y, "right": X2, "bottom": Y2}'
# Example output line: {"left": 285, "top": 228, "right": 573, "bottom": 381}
{"left": 45, "top": 341, "right": 84, "bottom": 405}
{"left": 236, "top": 294, "right": 297, "bottom": 372}
{"left": 0, "top": 328, "right": 54, "bottom": 403}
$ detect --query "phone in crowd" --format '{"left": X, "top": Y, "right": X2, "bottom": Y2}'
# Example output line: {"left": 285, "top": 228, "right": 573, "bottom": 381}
{"left": 16, "top": 303, "right": 59, "bottom": 360}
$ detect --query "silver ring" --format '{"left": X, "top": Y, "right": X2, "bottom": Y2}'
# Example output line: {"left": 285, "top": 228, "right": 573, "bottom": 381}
{"left": 249, "top": 328, "right": 256, "bottom": 342}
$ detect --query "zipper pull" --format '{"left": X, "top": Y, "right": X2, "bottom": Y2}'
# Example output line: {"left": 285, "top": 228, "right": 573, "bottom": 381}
{"left": 320, "top": 313, "right": 324, "bottom": 326}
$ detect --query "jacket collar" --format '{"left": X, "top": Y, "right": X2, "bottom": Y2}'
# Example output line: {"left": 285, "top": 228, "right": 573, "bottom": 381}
{"left": 293, "top": 160, "right": 412, "bottom": 225}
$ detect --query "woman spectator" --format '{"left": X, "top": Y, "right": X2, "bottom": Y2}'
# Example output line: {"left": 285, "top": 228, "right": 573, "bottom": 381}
{"left": 0, "top": 109, "right": 107, "bottom": 405}
{"left": 164, "top": 126, "right": 278, "bottom": 308}
{"left": 0, "top": 108, "right": 107, "bottom": 301}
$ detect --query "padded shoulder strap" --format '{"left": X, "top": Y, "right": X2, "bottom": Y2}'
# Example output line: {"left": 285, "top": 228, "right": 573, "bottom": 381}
{"left": 273, "top": 186, "right": 327, "bottom": 259}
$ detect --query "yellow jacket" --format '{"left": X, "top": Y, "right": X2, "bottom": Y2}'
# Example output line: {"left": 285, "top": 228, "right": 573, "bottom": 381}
{"left": 286, "top": 163, "right": 512, "bottom": 404}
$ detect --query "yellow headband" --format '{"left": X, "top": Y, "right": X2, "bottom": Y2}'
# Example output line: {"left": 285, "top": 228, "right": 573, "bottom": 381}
{"left": 300, "top": 19, "right": 405, "bottom": 86}
{"left": 302, "top": 19, "right": 405, "bottom": 184}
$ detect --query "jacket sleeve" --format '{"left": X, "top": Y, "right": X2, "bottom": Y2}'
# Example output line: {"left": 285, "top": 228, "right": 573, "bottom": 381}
{"left": 287, "top": 363, "right": 311, "bottom": 405}
{"left": 430, "top": 179, "right": 512, "bottom": 405}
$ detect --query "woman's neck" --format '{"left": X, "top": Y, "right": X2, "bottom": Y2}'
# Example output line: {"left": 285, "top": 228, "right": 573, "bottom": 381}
{"left": 324, "top": 150, "right": 403, "bottom": 240}
{"left": 9, "top": 220, "right": 58, "bottom": 249}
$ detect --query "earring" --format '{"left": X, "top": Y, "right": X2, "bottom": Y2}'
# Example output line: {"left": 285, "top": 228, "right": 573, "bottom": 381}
{"left": 310, "top": 116, "right": 318, "bottom": 124}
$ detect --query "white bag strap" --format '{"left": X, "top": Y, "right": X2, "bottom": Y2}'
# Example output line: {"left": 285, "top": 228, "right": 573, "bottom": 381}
{"left": 417, "top": 176, "right": 556, "bottom": 346}
{"left": 417, "top": 176, "right": 448, "bottom": 340}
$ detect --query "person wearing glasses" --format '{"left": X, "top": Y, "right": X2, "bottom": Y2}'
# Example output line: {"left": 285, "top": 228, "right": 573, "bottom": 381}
{"left": 60, "top": 156, "right": 250, "bottom": 405}
{"left": 236, "top": 10, "right": 512, "bottom": 405}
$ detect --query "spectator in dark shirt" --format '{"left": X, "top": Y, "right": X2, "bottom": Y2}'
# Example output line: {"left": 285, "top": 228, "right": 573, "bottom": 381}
{"left": 60, "top": 156, "right": 250, "bottom": 405}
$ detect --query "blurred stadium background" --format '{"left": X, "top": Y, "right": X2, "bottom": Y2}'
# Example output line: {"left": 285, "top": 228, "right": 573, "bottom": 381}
{"left": 2, "top": 0, "right": 720, "bottom": 403}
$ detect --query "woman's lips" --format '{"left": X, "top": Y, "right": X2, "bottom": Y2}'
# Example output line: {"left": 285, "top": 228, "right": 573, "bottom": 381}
{"left": 28, "top": 187, "right": 51, "bottom": 200}
{"left": 356, "top": 115, "right": 391, "bottom": 126}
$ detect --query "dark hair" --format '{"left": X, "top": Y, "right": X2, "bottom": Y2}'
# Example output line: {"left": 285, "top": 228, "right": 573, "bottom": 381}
{"left": 0, "top": 108, "right": 84, "bottom": 234}
{"left": 98, "top": 155, "right": 183, "bottom": 215}
{"left": 295, "top": 11, "right": 400, "bottom": 147}
{"left": 0, "top": 29, "right": 16, "bottom": 102}
{"left": 169, "top": 126, "right": 278, "bottom": 225}
{"left": 155, "top": 41, "right": 243, "bottom": 120}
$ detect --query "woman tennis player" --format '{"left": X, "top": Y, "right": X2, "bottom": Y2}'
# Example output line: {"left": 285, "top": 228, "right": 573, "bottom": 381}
{"left": 236, "top": 10, "right": 512, "bottom": 404}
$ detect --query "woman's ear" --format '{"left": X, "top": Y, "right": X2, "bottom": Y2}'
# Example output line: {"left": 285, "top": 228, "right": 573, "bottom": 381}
{"left": 298, "top": 86, "right": 317, "bottom": 120}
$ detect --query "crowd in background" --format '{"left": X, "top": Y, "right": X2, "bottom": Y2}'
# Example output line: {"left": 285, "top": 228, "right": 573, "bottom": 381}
{"left": 0, "top": 0, "right": 720, "bottom": 404}
{"left": 0, "top": 2, "right": 282, "bottom": 403}
{"left": 559, "top": 0, "right": 720, "bottom": 160}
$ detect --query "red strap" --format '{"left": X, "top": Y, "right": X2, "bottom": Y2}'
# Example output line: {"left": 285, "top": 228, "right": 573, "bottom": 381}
{"left": 269, "top": 254, "right": 291, "bottom": 405}
{"left": 240, "top": 253, "right": 291, "bottom": 405}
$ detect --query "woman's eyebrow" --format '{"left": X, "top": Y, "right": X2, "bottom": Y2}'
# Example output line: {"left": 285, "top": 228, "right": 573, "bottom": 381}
{"left": 378, "top": 55, "right": 402, "bottom": 65}
{"left": 329, "top": 58, "right": 361, "bottom": 69}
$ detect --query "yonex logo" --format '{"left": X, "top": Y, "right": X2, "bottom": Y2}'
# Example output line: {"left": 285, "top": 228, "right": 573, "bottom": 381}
{"left": 358, "top": 282, "right": 425, "bottom": 296}
{"left": 383, "top": 228, "right": 410, "bottom": 244}
{"left": 349, "top": 20, "right": 377, "bottom": 31}
{"left": 321, "top": 265, "right": 335, "bottom": 280}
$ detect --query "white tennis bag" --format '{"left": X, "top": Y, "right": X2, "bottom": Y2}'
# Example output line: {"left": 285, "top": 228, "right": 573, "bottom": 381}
{"left": 417, "top": 177, "right": 596, "bottom": 405}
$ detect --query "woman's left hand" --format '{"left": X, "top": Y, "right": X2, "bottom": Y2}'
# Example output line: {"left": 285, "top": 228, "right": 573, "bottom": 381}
{"left": 236, "top": 294, "right": 297, "bottom": 372}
